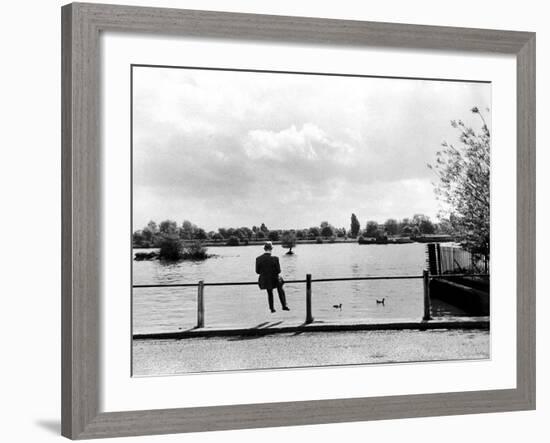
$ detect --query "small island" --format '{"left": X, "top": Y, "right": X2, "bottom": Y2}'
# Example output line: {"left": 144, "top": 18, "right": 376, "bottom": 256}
{"left": 135, "top": 237, "right": 211, "bottom": 261}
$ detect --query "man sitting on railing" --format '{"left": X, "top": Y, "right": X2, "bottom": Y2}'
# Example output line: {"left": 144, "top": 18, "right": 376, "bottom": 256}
{"left": 255, "top": 241, "right": 290, "bottom": 313}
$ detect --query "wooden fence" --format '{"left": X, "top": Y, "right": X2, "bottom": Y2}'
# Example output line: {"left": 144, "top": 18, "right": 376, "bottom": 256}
{"left": 133, "top": 271, "right": 488, "bottom": 329}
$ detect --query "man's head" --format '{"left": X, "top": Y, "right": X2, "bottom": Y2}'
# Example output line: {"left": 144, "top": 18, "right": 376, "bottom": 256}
{"left": 264, "top": 241, "right": 273, "bottom": 253}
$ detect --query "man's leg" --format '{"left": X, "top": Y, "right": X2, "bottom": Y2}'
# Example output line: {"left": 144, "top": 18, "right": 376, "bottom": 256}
{"left": 276, "top": 282, "right": 289, "bottom": 310}
{"left": 266, "top": 288, "right": 275, "bottom": 312}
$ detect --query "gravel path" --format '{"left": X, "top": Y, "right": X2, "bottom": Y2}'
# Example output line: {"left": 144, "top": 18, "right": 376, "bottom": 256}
{"left": 133, "top": 329, "right": 490, "bottom": 376}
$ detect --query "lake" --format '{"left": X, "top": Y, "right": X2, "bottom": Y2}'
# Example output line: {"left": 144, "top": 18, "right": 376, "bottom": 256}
{"left": 133, "top": 242, "right": 464, "bottom": 334}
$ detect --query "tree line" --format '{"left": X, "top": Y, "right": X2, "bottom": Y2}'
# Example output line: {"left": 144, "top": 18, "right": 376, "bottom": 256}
{"left": 132, "top": 213, "right": 452, "bottom": 248}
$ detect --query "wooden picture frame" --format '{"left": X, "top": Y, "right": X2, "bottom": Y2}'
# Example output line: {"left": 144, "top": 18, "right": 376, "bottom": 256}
{"left": 61, "top": 2, "right": 535, "bottom": 439}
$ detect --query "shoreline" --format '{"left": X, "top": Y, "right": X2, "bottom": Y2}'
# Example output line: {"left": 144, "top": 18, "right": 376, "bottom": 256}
{"left": 133, "top": 236, "right": 455, "bottom": 249}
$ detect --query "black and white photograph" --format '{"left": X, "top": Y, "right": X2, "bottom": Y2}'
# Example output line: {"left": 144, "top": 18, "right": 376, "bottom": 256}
{"left": 131, "top": 65, "right": 491, "bottom": 376}
{"left": 2, "top": 0, "right": 543, "bottom": 441}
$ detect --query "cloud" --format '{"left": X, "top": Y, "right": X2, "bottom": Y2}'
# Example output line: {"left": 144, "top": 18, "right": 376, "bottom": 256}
{"left": 244, "top": 123, "right": 355, "bottom": 162}
{"left": 132, "top": 66, "right": 491, "bottom": 231}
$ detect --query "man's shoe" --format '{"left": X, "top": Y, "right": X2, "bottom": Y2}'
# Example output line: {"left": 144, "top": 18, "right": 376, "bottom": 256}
{"left": 282, "top": 306, "right": 290, "bottom": 311}
{"left": 270, "top": 309, "right": 276, "bottom": 313}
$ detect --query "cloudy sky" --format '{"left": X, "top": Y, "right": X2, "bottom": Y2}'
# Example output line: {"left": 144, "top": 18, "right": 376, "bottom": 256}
{"left": 132, "top": 66, "right": 490, "bottom": 232}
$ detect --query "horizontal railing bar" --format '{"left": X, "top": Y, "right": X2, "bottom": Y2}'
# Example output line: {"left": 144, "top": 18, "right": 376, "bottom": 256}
{"left": 206, "top": 280, "right": 305, "bottom": 286}
{"left": 311, "top": 275, "right": 422, "bottom": 283}
{"left": 133, "top": 280, "right": 304, "bottom": 288}
{"left": 133, "top": 283, "right": 200, "bottom": 288}
{"left": 133, "top": 273, "right": 489, "bottom": 289}
{"left": 430, "top": 273, "right": 489, "bottom": 278}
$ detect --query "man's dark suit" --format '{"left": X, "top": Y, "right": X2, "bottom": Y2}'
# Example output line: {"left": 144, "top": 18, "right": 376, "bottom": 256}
{"left": 255, "top": 252, "right": 288, "bottom": 311}
{"left": 256, "top": 252, "right": 281, "bottom": 290}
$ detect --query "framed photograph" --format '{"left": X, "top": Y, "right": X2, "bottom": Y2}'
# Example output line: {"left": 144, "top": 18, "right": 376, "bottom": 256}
{"left": 62, "top": 2, "right": 535, "bottom": 439}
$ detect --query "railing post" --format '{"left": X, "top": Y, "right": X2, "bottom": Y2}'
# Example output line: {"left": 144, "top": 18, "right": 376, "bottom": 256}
{"left": 422, "top": 270, "right": 432, "bottom": 321}
{"left": 426, "top": 243, "right": 438, "bottom": 275}
{"left": 305, "top": 274, "right": 313, "bottom": 324}
{"left": 197, "top": 280, "right": 204, "bottom": 328}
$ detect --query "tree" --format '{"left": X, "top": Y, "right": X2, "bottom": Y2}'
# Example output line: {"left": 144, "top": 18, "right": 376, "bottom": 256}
{"left": 256, "top": 230, "right": 266, "bottom": 240}
{"left": 141, "top": 221, "right": 157, "bottom": 246}
{"left": 437, "top": 219, "right": 454, "bottom": 235}
{"left": 412, "top": 214, "right": 428, "bottom": 226}
{"left": 410, "top": 214, "right": 435, "bottom": 235}
{"left": 184, "top": 241, "right": 209, "bottom": 260}
{"left": 159, "top": 220, "right": 178, "bottom": 236}
{"left": 350, "top": 213, "right": 360, "bottom": 238}
{"left": 402, "top": 225, "right": 413, "bottom": 235}
{"left": 268, "top": 230, "right": 280, "bottom": 241}
{"left": 321, "top": 224, "right": 334, "bottom": 238}
{"left": 398, "top": 218, "right": 411, "bottom": 235}
{"left": 132, "top": 230, "right": 145, "bottom": 247}
{"left": 158, "top": 235, "right": 183, "bottom": 260}
{"left": 365, "top": 220, "right": 379, "bottom": 238}
{"left": 260, "top": 223, "right": 268, "bottom": 233}
{"left": 226, "top": 235, "right": 240, "bottom": 246}
{"left": 335, "top": 227, "right": 346, "bottom": 238}
{"left": 180, "top": 220, "right": 197, "bottom": 239}
{"left": 239, "top": 227, "right": 253, "bottom": 240}
{"left": 308, "top": 226, "right": 320, "bottom": 239}
{"left": 384, "top": 219, "right": 398, "bottom": 236}
{"left": 194, "top": 228, "right": 208, "bottom": 240}
{"left": 419, "top": 218, "right": 435, "bottom": 235}
{"left": 146, "top": 220, "right": 158, "bottom": 235}
{"left": 281, "top": 231, "right": 296, "bottom": 254}
{"left": 429, "top": 107, "right": 490, "bottom": 257}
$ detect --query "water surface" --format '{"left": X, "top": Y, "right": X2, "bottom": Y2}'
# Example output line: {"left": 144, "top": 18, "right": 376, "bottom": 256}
{"left": 133, "top": 242, "right": 461, "bottom": 334}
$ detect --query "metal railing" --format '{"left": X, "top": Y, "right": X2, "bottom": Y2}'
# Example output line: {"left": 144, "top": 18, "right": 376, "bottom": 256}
{"left": 133, "top": 271, "right": 489, "bottom": 329}
{"left": 428, "top": 244, "right": 489, "bottom": 275}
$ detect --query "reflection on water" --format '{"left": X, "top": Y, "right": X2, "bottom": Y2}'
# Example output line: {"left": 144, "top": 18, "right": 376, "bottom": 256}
{"left": 132, "top": 242, "right": 454, "bottom": 334}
